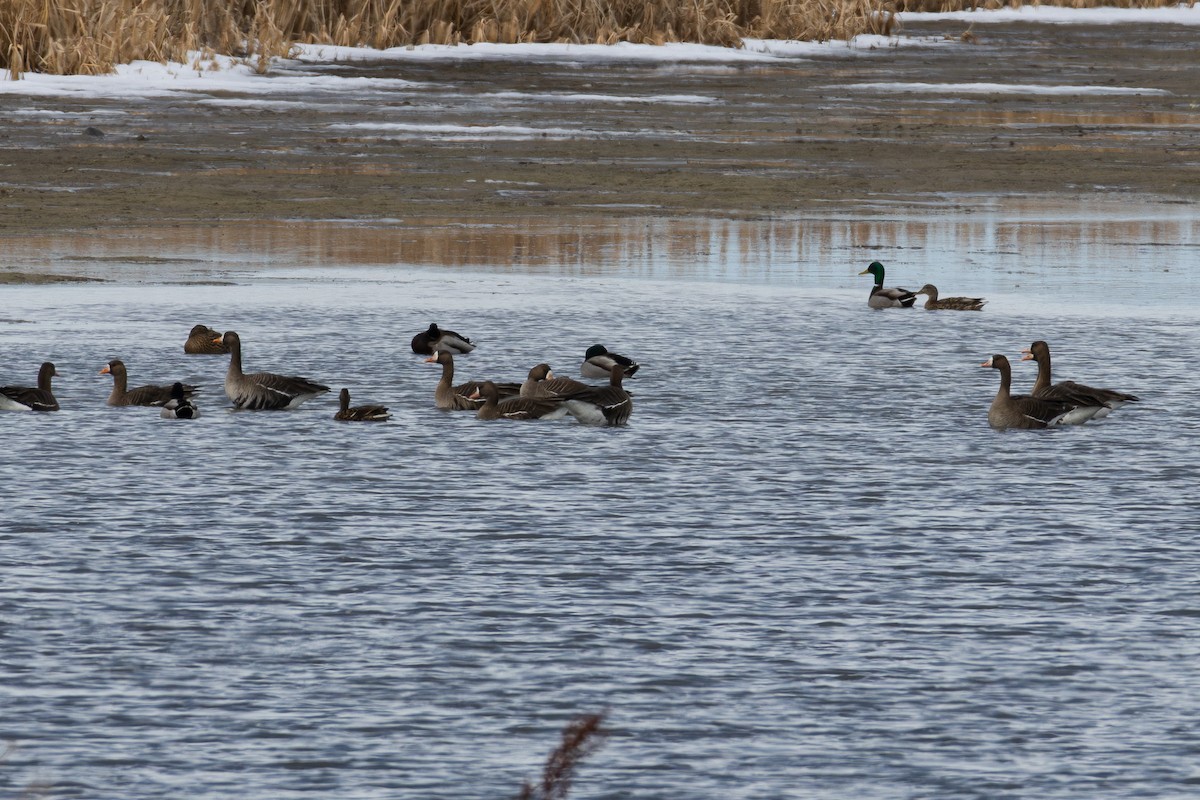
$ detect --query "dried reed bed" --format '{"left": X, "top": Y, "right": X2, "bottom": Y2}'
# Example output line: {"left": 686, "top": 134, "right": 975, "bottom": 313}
{"left": 895, "top": 0, "right": 1191, "bottom": 11}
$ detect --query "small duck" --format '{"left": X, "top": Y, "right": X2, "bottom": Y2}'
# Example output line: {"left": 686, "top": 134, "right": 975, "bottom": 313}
{"left": 580, "top": 345, "right": 639, "bottom": 380}
{"left": 562, "top": 364, "right": 634, "bottom": 426}
{"left": 521, "top": 363, "right": 591, "bottom": 399}
{"left": 216, "top": 331, "right": 329, "bottom": 410}
{"left": 1020, "top": 340, "right": 1139, "bottom": 417}
{"left": 981, "top": 354, "right": 1101, "bottom": 429}
{"left": 184, "top": 324, "right": 229, "bottom": 354}
{"left": 0, "top": 362, "right": 60, "bottom": 412}
{"left": 160, "top": 383, "right": 200, "bottom": 419}
{"left": 411, "top": 323, "right": 475, "bottom": 356}
{"left": 334, "top": 388, "right": 391, "bottom": 422}
{"left": 100, "top": 359, "right": 199, "bottom": 407}
{"left": 859, "top": 261, "right": 917, "bottom": 309}
{"left": 470, "top": 381, "right": 568, "bottom": 421}
{"left": 915, "top": 284, "right": 986, "bottom": 311}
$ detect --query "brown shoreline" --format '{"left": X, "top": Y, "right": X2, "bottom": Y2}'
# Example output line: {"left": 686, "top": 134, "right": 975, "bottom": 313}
{"left": 1, "top": 19, "right": 1196, "bottom": 257}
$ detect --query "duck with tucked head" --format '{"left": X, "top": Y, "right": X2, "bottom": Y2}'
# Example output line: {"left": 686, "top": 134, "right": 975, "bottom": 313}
{"left": 411, "top": 323, "right": 475, "bottom": 356}
{"left": 915, "top": 284, "right": 986, "bottom": 311}
{"left": 581, "top": 345, "right": 639, "bottom": 380}
{"left": 859, "top": 261, "right": 917, "bottom": 309}
{"left": 184, "top": 324, "right": 229, "bottom": 354}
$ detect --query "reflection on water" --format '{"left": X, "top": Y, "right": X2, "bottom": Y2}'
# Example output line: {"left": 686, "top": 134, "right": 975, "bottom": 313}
{"left": 3, "top": 198, "right": 1196, "bottom": 310}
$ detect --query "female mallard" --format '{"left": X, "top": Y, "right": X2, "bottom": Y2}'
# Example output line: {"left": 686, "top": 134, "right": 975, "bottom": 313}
{"left": 1020, "top": 340, "right": 1139, "bottom": 416}
{"left": 859, "top": 261, "right": 917, "bottom": 309}
{"left": 470, "top": 381, "right": 568, "bottom": 421}
{"left": 981, "top": 354, "right": 1100, "bottom": 429}
{"left": 333, "top": 388, "right": 391, "bottom": 422}
{"left": 100, "top": 359, "right": 199, "bottom": 407}
{"left": 581, "top": 345, "right": 639, "bottom": 380}
{"left": 216, "top": 331, "right": 329, "bottom": 410}
{"left": 411, "top": 323, "right": 475, "bottom": 356}
{"left": 0, "top": 362, "right": 60, "bottom": 412}
{"left": 160, "top": 383, "right": 200, "bottom": 419}
{"left": 915, "top": 284, "right": 986, "bottom": 311}
{"left": 184, "top": 324, "right": 229, "bottom": 354}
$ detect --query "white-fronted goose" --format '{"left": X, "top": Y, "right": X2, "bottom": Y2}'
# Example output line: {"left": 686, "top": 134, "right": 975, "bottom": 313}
{"left": 982, "top": 354, "right": 1101, "bottom": 429}
{"left": 100, "top": 359, "right": 199, "bottom": 407}
{"left": 424, "top": 351, "right": 518, "bottom": 410}
{"left": 160, "top": 383, "right": 200, "bottom": 419}
{"left": 521, "top": 363, "right": 592, "bottom": 399}
{"left": 580, "top": 345, "right": 640, "bottom": 380}
{"left": 216, "top": 330, "right": 329, "bottom": 410}
{"left": 411, "top": 323, "right": 475, "bottom": 355}
{"left": 1021, "top": 340, "right": 1139, "bottom": 417}
{"left": 471, "top": 381, "right": 568, "bottom": 421}
{"left": 0, "top": 362, "right": 60, "bottom": 412}
{"left": 334, "top": 388, "right": 391, "bottom": 422}
{"left": 562, "top": 364, "right": 633, "bottom": 426}
{"left": 184, "top": 324, "right": 229, "bottom": 354}
{"left": 859, "top": 261, "right": 917, "bottom": 309}
{"left": 915, "top": 284, "right": 986, "bottom": 311}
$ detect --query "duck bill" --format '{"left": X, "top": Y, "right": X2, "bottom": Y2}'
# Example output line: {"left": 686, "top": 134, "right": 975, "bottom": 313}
{"left": 1020, "top": 349, "right": 1034, "bottom": 361}
{"left": 980, "top": 358, "right": 994, "bottom": 368}
{"left": 98, "top": 366, "right": 110, "bottom": 375}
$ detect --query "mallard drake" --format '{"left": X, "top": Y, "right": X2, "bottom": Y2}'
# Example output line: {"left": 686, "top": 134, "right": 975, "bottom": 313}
{"left": 184, "top": 324, "right": 229, "bottom": 354}
{"left": 915, "top": 284, "right": 986, "bottom": 311}
{"left": 216, "top": 331, "right": 329, "bottom": 410}
{"left": 580, "top": 345, "right": 639, "bottom": 380}
{"left": 521, "top": 363, "right": 591, "bottom": 399}
{"left": 562, "top": 364, "right": 633, "bottom": 426}
{"left": 160, "top": 383, "right": 200, "bottom": 419}
{"left": 859, "top": 261, "right": 917, "bottom": 309}
{"left": 424, "top": 351, "right": 519, "bottom": 410}
{"left": 1020, "top": 340, "right": 1139, "bottom": 417}
{"left": 470, "top": 381, "right": 568, "bottom": 421}
{"left": 100, "top": 359, "right": 199, "bottom": 407}
{"left": 333, "top": 388, "right": 391, "bottom": 422}
{"left": 0, "top": 362, "right": 60, "bottom": 412}
{"left": 981, "top": 354, "right": 1101, "bottom": 429}
{"left": 411, "top": 323, "right": 475, "bottom": 356}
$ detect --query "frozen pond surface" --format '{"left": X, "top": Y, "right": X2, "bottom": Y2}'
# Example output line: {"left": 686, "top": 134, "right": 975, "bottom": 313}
{"left": 2, "top": 207, "right": 1199, "bottom": 799}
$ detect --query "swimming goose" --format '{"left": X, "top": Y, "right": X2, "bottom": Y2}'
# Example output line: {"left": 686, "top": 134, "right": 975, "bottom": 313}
{"left": 334, "top": 388, "right": 391, "bottom": 422}
{"left": 981, "top": 354, "right": 1101, "bottom": 429}
{"left": 562, "top": 364, "right": 633, "bottom": 426}
{"left": 471, "top": 381, "right": 569, "bottom": 421}
{"left": 1020, "top": 340, "right": 1139, "bottom": 417}
{"left": 160, "top": 383, "right": 200, "bottom": 419}
{"left": 521, "top": 363, "right": 591, "bottom": 399}
{"left": 411, "top": 323, "right": 475, "bottom": 355}
{"left": 0, "top": 362, "right": 60, "bottom": 412}
{"left": 100, "top": 359, "right": 199, "bottom": 407}
{"left": 184, "top": 324, "right": 229, "bottom": 354}
{"left": 216, "top": 331, "right": 329, "bottom": 410}
{"left": 859, "top": 261, "right": 917, "bottom": 309}
{"left": 915, "top": 284, "right": 986, "bottom": 311}
{"left": 580, "top": 345, "right": 640, "bottom": 380}
{"left": 424, "top": 351, "right": 518, "bottom": 410}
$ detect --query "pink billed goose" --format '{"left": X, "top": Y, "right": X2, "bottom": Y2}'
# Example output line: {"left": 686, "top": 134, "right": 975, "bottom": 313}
{"left": 0, "top": 362, "right": 60, "bottom": 412}
{"left": 471, "top": 381, "right": 568, "bottom": 421}
{"left": 411, "top": 323, "right": 475, "bottom": 356}
{"left": 216, "top": 331, "right": 329, "bottom": 410}
{"left": 981, "top": 354, "right": 1101, "bottom": 429}
{"left": 521, "top": 363, "right": 591, "bottom": 399}
{"left": 334, "top": 388, "right": 391, "bottom": 422}
{"left": 424, "top": 351, "right": 518, "bottom": 410}
{"left": 1021, "top": 340, "right": 1139, "bottom": 417}
{"left": 561, "top": 364, "right": 633, "bottom": 426}
{"left": 100, "top": 360, "right": 199, "bottom": 407}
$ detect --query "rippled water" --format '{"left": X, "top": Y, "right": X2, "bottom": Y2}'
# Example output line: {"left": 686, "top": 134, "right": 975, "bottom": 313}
{"left": 3, "top": 222, "right": 1200, "bottom": 799}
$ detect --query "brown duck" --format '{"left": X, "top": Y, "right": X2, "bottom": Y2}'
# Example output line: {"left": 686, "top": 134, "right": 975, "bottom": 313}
{"left": 0, "top": 362, "right": 60, "bottom": 412}
{"left": 184, "top": 324, "right": 229, "bottom": 354}
{"left": 334, "top": 388, "right": 391, "bottom": 422}
{"left": 915, "top": 284, "right": 986, "bottom": 311}
{"left": 100, "top": 359, "right": 199, "bottom": 407}
{"left": 981, "top": 354, "right": 1100, "bottom": 429}
{"left": 1020, "top": 340, "right": 1139, "bottom": 417}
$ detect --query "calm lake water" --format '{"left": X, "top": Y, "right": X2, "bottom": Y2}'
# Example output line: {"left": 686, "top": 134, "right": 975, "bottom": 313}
{"left": 2, "top": 210, "right": 1199, "bottom": 799}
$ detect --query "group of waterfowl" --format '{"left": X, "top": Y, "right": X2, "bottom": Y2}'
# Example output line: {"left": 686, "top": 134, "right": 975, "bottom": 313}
{"left": 0, "top": 323, "right": 639, "bottom": 427}
{"left": 861, "top": 261, "right": 1140, "bottom": 429}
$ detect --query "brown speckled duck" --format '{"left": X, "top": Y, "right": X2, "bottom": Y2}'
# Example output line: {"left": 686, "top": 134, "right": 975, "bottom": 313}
{"left": 915, "top": 284, "right": 986, "bottom": 311}
{"left": 216, "top": 331, "right": 329, "bottom": 410}
{"left": 471, "top": 381, "right": 568, "bottom": 421}
{"left": 981, "top": 354, "right": 1101, "bottom": 429}
{"left": 100, "top": 359, "right": 199, "bottom": 407}
{"left": 0, "top": 362, "right": 60, "bottom": 412}
{"left": 334, "top": 388, "right": 391, "bottom": 422}
{"left": 184, "top": 324, "right": 229, "bottom": 354}
{"left": 1020, "top": 340, "right": 1139, "bottom": 417}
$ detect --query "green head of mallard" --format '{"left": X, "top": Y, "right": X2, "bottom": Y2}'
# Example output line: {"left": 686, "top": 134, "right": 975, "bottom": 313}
{"left": 858, "top": 261, "right": 886, "bottom": 285}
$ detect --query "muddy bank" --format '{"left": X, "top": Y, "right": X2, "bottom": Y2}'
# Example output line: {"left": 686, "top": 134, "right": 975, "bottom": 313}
{"left": 1, "top": 19, "right": 1196, "bottom": 243}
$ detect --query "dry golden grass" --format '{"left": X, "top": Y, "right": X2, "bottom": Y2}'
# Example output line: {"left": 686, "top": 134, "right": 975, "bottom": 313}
{"left": 0, "top": 0, "right": 1193, "bottom": 78}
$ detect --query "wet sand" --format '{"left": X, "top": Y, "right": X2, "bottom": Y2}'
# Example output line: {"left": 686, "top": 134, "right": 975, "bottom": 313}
{"left": 1, "top": 18, "right": 1197, "bottom": 266}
